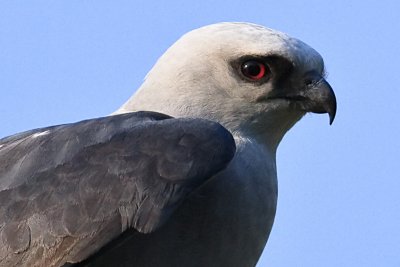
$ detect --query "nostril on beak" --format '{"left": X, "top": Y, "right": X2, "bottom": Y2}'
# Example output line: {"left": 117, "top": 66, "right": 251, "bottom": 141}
{"left": 304, "top": 71, "right": 322, "bottom": 87}
{"left": 304, "top": 79, "right": 315, "bottom": 86}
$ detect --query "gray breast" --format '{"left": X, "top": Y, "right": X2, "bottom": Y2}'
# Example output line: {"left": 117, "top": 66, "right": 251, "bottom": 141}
{"left": 78, "top": 136, "right": 277, "bottom": 267}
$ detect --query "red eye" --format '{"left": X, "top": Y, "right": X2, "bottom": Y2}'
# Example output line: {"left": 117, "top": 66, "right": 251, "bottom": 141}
{"left": 241, "top": 60, "right": 268, "bottom": 81}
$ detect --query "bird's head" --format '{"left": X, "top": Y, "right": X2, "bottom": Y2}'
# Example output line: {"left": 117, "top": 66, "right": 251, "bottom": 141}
{"left": 117, "top": 22, "right": 336, "bottom": 150}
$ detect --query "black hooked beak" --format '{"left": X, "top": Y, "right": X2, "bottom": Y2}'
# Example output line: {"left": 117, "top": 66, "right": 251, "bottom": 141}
{"left": 265, "top": 72, "right": 337, "bottom": 124}
{"left": 300, "top": 74, "right": 337, "bottom": 124}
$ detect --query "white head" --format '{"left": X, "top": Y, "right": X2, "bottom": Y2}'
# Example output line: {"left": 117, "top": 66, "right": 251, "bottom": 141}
{"left": 116, "top": 22, "right": 336, "bottom": 150}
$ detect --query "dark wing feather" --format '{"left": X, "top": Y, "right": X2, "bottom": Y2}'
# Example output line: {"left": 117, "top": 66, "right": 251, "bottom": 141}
{"left": 0, "top": 111, "right": 236, "bottom": 266}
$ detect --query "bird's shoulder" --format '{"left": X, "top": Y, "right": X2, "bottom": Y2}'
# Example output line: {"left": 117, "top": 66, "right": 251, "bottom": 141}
{"left": 0, "top": 111, "right": 236, "bottom": 266}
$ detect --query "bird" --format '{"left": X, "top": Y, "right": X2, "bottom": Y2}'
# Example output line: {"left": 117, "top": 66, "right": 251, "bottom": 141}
{"left": 0, "top": 22, "right": 336, "bottom": 267}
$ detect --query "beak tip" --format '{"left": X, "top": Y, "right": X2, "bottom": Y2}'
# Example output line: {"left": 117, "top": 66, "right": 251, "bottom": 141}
{"left": 328, "top": 95, "right": 337, "bottom": 125}
{"left": 329, "top": 110, "right": 336, "bottom": 125}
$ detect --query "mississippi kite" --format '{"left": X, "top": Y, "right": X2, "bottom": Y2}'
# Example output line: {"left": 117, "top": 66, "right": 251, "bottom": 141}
{"left": 0, "top": 22, "right": 336, "bottom": 267}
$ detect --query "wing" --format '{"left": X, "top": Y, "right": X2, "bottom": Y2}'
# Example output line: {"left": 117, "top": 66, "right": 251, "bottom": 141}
{"left": 0, "top": 111, "right": 236, "bottom": 267}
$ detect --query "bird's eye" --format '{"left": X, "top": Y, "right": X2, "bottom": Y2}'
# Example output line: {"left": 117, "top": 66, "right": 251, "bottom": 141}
{"left": 241, "top": 60, "right": 269, "bottom": 81}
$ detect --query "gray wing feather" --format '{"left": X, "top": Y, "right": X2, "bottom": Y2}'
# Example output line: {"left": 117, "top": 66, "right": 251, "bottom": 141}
{"left": 0, "top": 112, "right": 236, "bottom": 266}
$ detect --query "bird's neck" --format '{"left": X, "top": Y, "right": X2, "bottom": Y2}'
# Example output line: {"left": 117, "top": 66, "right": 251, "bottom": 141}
{"left": 116, "top": 83, "right": 303, "bottom": 154}
{"left": 230, "top": 112, "right": 303, "bottom": 154}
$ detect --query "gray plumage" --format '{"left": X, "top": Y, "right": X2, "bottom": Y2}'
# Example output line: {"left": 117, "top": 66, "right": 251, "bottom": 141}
{"left": 0, "top": 112, "right": 235, "bottom": 266}
{"left": 0, "top": 22, "right": 336, "bottom": 267}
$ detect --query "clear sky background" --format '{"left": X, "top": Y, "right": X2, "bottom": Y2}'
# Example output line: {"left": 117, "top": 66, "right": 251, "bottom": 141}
{"left": 1, "top": 1, "right": 399, "bottom": 266}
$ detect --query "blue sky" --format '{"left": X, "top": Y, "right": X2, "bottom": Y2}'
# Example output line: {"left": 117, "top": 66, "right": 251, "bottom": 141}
{"left": 1, "top": 1, "right": 399, "bottom": 266}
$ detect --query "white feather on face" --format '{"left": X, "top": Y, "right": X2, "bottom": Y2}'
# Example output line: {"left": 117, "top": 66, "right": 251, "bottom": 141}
{"left": 116, "top": 22, "right": 327, "bottom": 148}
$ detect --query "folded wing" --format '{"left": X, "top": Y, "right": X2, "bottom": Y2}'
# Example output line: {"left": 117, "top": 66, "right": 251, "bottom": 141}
{"left": 0, "top": 111, "right": 236, "bottom": 266}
